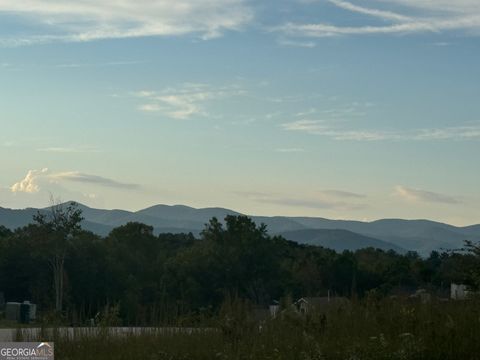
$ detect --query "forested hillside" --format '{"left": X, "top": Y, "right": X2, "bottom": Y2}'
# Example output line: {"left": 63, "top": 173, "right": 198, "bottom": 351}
{"left": 1, "top": 203, "right": 479, "bottom": 255}
{"left": 0, "top": 203, "right": 478, "bottom": 325}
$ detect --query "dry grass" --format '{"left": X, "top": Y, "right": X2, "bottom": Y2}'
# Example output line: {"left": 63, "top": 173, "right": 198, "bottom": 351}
{"left": 19, "top": 297, "right": 480, "bottom": 360}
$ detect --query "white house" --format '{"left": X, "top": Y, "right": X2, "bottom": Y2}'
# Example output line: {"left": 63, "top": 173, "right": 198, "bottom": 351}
{"left": 451, "top": 283, "right": 470, "bottom": 300}
{"left": 294, "top": 296, "right": 349, "bottom": 314}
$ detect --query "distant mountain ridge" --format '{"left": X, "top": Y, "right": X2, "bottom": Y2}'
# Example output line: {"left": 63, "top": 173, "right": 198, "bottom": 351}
{"left": 0, "top": 203, "right": 478, "bottom": 255}
{"left": 279, "top": 229, "right": 406, "bottom": 253}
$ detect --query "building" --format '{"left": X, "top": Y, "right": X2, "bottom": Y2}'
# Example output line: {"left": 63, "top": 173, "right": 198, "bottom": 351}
{"left": 294, "top": 296, "right": 349, "bottom": 315}
{"left": 5, "top": 302, "right": 20, "bottom": 321}
{"left": 451, "top": 283, "right": 470, "bottom": 300}
{"left": 5, "top": 301, "right": 37, "bottom": 323}
{"left": 409, "top": 289, "right": 431, "bottom": 303}
{"left": 269, "top": 300, "right": 280, "bottom": 318}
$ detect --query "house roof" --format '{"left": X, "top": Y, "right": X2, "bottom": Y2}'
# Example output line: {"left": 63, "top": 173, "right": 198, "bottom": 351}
{"left": 295, "top": 297, "right": 349, "bottom": 307}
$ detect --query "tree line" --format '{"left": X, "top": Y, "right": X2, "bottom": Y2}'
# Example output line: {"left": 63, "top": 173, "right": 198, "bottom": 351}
{"left": 0, "top": 202, "right": 478, "bottom": 324}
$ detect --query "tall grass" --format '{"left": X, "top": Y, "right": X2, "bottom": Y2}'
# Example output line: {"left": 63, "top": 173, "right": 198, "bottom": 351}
{"left": 22, "top": 297, "right": 480, "bottom": 360}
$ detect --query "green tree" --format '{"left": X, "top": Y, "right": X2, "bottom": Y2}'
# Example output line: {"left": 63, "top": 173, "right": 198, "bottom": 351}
{"left": 202, "top": 215, "right": 284, "bottom": 304}
{"left": 0, "top": 225, "right": 48, "bottom": 304}
{"left": 0, "top": 225, "right": 12, "bottom": 239}
{"left": 463, "top": 240, "right": 480, "bottom": 288}
{"left": 33, "top": 201, "right": 83, "bottom": 313}
{"left": 65, "top": 230, "right": 107, "bottom": 320}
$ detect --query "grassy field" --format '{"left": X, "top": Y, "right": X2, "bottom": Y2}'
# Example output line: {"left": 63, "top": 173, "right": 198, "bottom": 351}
{"left": 14, "top": 297, "right": 480, "bottom": 360}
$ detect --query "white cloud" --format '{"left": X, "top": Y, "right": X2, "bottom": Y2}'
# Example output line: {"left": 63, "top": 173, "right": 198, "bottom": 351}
{"left": 0, "top": 0, "right": 253, "bottom": 46}
{"left": 10, "top": 168, "right": 49, "bottom": 193}
{"left": 281, "top": 120, "right": 480, "bottom": 141}
{"left": 319, "top": 190, "right": 366, "bottom": 199}
{"left": 135, "top": 83, "right": 246, "bottom": 120}
{"left": 295, "top": 108, "right": 317, "bottom": 117}
{"left": 10, "top": 169, "right": 140, "bottom": 194}
{"left": 413, "top": 126, "right": 480, "bottom": 140}
{"left": 266, "top": 93, "right": 324, "bottom": 104}
{"left": 2, "top": 176, "right": 106, "bottom": 210}
{"left": 51, "top": 172, "right": 140, "bottom": 189}
{"left": 328, "top": 0, "right": 411, "bottom": 22}
{"left": 276, "top": 38, "right": 316, "bottom": 48}
{"left": 275, "top": 0, "right": 480, "bottom": 38}
{"left": 54, "top": 60, "right": 147, "bottom": 68}
{"left": 384, "top": 1, "right": 480, "bottom": 15}
{"left": 394, "top": 186, "right": 461, "bottom": 204}
{"left": 138, "top": 103, "right": 162, "bottom": 113}
{"left": 282, "top": 120, "right": 389, "bottom": 141}
{"left": 275, "top": 148, "right": 306, "bottom": 153}
{"left": 36, "top": 145, "right": 100, "bottom": 153}
{"left": 237, "top": 190, "right": 366, "bottom": 211}
{"left": 278, "top": 21, "right": 437, "bottom": 37}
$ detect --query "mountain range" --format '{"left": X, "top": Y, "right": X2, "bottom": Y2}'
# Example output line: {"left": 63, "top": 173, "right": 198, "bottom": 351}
{"left": 1, "top": 203, "right": 479, "bottom": 255}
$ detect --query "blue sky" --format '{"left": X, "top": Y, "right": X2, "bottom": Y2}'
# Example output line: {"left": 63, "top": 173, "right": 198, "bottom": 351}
{"left": 0, "top": 0, "right": 479, "bottom": 225}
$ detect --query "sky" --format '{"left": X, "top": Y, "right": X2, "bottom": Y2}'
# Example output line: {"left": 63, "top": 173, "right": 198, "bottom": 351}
{"left": 0, "top": 0, "right": 479, "bottom": 226}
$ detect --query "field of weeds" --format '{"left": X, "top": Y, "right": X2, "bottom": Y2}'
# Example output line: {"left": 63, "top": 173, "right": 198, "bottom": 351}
{"left": 17, "top": 297, "right": 480, "bottom": 360}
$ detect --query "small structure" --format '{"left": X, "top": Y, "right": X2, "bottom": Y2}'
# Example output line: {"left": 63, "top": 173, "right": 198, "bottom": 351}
{"left": 5, "top": 302, "right": 21, "bottom": 321}
{"left": 294, "top": 296, "right": 349, "bottom": 315}
{"left": 21, "top": 301, "right": 37, "bottom": 323}
{"left": 269, "top": 301, "right": 280, "bottom": 318}
{"left": 451, "top": 283, "right": 469, "bottom": 300}
{"left": 409, "top": 289, "right": 431, "bottom": 304}
{"left": 5, "top": 301, "right": 37, "bottom": 323}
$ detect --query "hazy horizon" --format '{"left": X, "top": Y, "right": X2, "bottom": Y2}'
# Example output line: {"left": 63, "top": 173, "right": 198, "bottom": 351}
{"left": 2, "top": 199, "right": 479, "bottom": 228}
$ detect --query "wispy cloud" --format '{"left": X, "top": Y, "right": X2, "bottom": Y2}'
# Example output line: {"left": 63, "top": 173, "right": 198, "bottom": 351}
{"left": 275, "top": 148, "right": 306, "bottom": 153}
{"left": 319, "top": 190, "right": 366, "bottom": 199}
{"left": 135, "top": 83, "right": 246, "bottom": 120}
{"left": 51, "top": 172, "right": 140, "bottom": 190}
{"left": 295, "top": 108, "right": 317, "bottom": 117}
{"left": 394, "top": 185, "right": 461, "bottom": 204}
{"left": 261, "top": 197, "right": 365, "bottom": 211}
{"left": 276, "top": 22, "right": 435, "bottom": 37}
{"left": 36, "top": 146, "right": 100, "bottom": 153}
{"left": 266, "top": 93, "right": 324, "bottom": 104}
{"left": 275, "top": 0, "right": 480, "bottom": 38}
{"left": 54, "top": 60, "right": 147, "bottom": 68}
{"left": 386, "top": 1, "right": 480, "bottom": 15}
{"left": 276, "top": 38, "right": 316, "bottom": 48}
{"left": 10, "top": 168, "right": 140, "bottom": 194}
{"left": 281, "top": 120, "right": 480, "bottom": 141}
{"left": 327, "top": 0, "right": 411, "bottom": 22}
{"left": 0, "top": 0, "right": 253, "bottom": 46}
{"left": 0, "top": 60, "right": 145, "bottom": 71}
{"left": 281, "top": 120, "right": 387, "bottom": 141}
{"left": 237, "top": 190, "right": 366, "bottom": 211}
